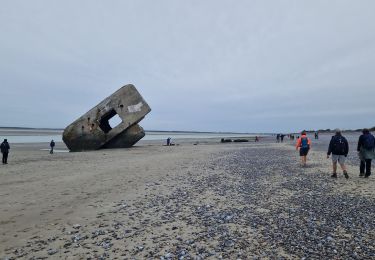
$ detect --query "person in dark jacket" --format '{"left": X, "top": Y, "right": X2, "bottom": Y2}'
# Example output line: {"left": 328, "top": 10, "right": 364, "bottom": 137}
{"left": 166, "top": 137, "right": 171, "bottom": 146}
{"left": 50, "top": 140, "right": 55, "bottom": 154}
{"left": 357, "top": 128, "right": 375, "bottom": 178}
{"left": 1, "top": 139, "right": 10, "bottom": 164}
{"left": 327, "top": 129, "right": 349, "bottom": 178}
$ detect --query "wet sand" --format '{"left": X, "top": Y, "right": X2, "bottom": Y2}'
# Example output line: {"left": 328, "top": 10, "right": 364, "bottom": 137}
{"left": 0, "top": 134, "right": 374, "bottom": 259}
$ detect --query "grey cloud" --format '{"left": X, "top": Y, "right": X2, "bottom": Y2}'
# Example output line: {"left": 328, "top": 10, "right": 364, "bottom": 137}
{"left": 0, "top": 0, "right": 374, "bottom": 132}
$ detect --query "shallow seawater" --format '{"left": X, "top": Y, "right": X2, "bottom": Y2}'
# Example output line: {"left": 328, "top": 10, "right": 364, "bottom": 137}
{"left": 40, "top": 149, "right": 70, "bottom": 153}
{"left": 1, "top": 130, "right": 262, "bottom": 144}
{"left": 2, "top": 135, "right": 63, "bottom": 143}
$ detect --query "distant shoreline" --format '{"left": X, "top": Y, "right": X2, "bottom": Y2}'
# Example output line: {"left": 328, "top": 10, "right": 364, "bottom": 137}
{"left": 1, "top": 126, "right": 372, "bottom": 134}
{"left": 0, "top": 126, "right": 64, "bottom": 131}
{"left": 0, "top": 127, "right": 262, "bottom": 135}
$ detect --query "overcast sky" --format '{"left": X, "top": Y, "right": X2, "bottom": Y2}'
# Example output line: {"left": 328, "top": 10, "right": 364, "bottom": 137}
{"left": 0, "top": 1, "right": 374, "bottom": 133}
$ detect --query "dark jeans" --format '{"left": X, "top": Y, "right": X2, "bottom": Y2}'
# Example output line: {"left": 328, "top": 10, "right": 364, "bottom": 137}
{"left": 2, "top": 152, "right": 8, "bottom": 164}
{"left": 360, "top": 159, "right": 372, "bottom": 176}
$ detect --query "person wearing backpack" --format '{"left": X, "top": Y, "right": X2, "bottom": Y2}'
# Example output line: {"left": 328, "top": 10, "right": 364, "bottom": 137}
{"left": 327, "top": 129, "right": 349, "bottom": 179}
{"left": 357, "top": 128, "right": 375, "bottom": 178}
{"left": 296, "top": 131, "right": 311, "bottom": 167}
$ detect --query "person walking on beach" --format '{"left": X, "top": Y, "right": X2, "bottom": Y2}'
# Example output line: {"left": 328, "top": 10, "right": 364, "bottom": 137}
{"left": 1, "top": 139, "right": 10, "bottom": 164}
{"left": 357, "top": 128, "right": 375, "bottom": 178}
{"left": 276, "top": 134, "right": 280, "bottom": 143}
{"left": 50, "top": 140, "right": 55, "bottom": 154}
{"left": 296, "top": 131, "right": 311, "bottom": 167}
{"left": 327, "top": 129, "right": 349, "bottom": 179}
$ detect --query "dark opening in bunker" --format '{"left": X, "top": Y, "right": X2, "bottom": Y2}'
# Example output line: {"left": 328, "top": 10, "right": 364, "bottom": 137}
{"left": 99, "top": 109, "right": 123, "bottom": 133}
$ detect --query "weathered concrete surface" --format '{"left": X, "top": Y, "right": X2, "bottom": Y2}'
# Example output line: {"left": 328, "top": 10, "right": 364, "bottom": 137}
{"left": 63, "top": 84, "right": 151, "bottom": 151}
{"left": 101, "top": 124, "right": 146, "bottom": 149}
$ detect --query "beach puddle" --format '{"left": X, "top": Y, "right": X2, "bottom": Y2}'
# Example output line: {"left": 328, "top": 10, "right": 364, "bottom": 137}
{"left": 40, "top": 149, "right": 70, "bottom": 153}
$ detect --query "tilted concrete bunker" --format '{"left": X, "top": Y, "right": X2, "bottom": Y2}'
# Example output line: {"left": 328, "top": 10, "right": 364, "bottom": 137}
{"left": 63, "top": 84, "right": 151, "bottom": 151}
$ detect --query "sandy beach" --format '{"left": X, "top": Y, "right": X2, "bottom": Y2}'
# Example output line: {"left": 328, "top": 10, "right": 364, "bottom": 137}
{"left": 1, "top": 134, "right": 374, "bottom": 259}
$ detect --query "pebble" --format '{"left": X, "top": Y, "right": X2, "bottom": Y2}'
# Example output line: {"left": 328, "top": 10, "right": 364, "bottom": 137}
{"left": 47, "top": 248, "right": 58, "bottom": 255}
{"left": 72, "top": 224, "right": 81, "bottom": 229}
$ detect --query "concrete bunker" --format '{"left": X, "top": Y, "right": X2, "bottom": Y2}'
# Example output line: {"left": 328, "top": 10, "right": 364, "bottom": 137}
{"left": 63, "top": 84, "right": 151, "bottom": 151}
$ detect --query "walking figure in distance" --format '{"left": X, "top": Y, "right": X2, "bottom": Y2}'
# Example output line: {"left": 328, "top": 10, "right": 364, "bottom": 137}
{"left": 296, "top": 131, "right": 311, "bottom": 167}
{"left": 1, "top": 139, "right": 10, "bottom": 164}
{"left": 327, "top": 129, "right": 349, "bottom": 179}
{"left": 50, "top": 139, "right": 55, "bottom": 154}
{"left": 357, "top": 128, "right": 375, "bottom": 178}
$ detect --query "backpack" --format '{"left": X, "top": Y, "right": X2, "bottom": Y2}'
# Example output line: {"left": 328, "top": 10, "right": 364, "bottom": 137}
{"left": 1, "top": 142, "right": 9, "bottom": 153}
{"left": 300, "top": 137, "right": 309, "bottom": 149}
{"left": 332, "top": 136, "right": 346, "bottom": 154}
{"left": 363, "top": 134, "right": 375, "bottom": 150}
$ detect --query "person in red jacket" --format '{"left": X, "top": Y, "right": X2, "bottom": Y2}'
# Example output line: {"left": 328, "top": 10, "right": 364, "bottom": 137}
{"left": 296, "top": 131, "right": 311, "bottom": 167}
